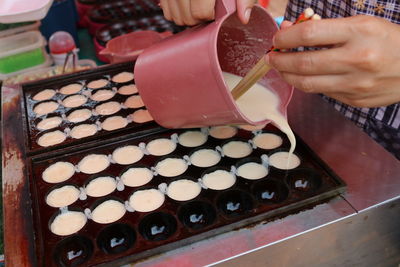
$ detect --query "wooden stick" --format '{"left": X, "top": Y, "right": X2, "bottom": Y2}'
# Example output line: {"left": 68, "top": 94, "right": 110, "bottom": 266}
{"left": 231, "top": 8, "right": 319, "bottom": 101}
{"left": 231, "top": 56, "right": 271, "bottom": 100}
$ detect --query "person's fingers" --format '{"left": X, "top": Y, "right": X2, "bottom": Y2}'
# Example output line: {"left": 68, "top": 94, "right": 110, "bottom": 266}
{"left": 160, "top": 0, "right": 172, "bottom": 21}
{"left": 280, "top": 20, "right": 293, "bottom": 29}
{"left": 273, "top": 18, "right": 351, "bottom": 49}
{"left": 279, "top": 72, "right": 344, "bottom": 94}
{"left": 190, "top": 0, "right": 216, "bottom": 21}
{"left": 177, "top": 0, "right": 200, "bottom": 25}
{"left": 236, "top": 0, "right": 256, "bottom": 24}
{"left": 267, "top": 49, "right": 351, "bottom": 75}
{"left": 168, "top": 0, "right": 184, "bottom": 25}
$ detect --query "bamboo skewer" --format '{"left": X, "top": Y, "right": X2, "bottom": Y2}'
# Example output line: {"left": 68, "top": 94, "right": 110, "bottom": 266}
{"left": 231, "top": 8, "right": 320, "bottom": 101}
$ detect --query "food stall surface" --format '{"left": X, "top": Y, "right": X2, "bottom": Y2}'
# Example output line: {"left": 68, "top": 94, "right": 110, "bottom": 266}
{"left": 2, "top": 73, "right": 400, "bottom": 266}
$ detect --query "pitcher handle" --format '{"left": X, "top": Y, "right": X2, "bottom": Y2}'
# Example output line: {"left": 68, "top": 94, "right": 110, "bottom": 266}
{"left": 215, "top": 0, "right": 237, "bottom": 20}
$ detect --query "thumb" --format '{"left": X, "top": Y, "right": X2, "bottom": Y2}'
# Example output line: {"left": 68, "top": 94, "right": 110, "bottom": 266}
{"left": 236, "top": 0, "right": 256, "bottom": 24}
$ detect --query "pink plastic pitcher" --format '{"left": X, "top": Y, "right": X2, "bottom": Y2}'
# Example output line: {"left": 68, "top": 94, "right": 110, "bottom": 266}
{"left": 100, "top": 31, "right": 172, "bottom": 63}
{"left": 134, "top": 0, "right": 293, "bottom": 128}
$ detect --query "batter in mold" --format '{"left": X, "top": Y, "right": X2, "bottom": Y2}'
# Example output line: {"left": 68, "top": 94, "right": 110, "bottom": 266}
{"left": 167, "top": 179, "right": 201, "bottom": 201}
{"left": 155, "top": 158, "right": 187, "bottom": 177}
{"left": 50, "top": 210, "right": 87, "bottom": 236}
{"left": 46, "top": 185, "right": 80, "bottom": 208}
{"left": 202, "top": 170, "right": 236, "bottom": 190}
{"left": 238, "top": 124, "right": 266, "bottom": 131}
{"left": 209, "top": 126, "right": 237, "bottom": 139}
{"left": 33, "top": 89, "right": 56, "bottom": 101}
{"left": 124, "top": 95, "right": 144, "bottom": 109}
{"left": 112, "top": 71, "right": 134, "bottom": 83}
{"left": 62, "top": 94, "right": 87, "bottom": 108}
{"left": 146, "top": 138, "right": 176, "bottom": 156}
{"left": 101, "top": 116, "right": 128, "bottom": 131}
{"left": 91, "top": 199, "right": 126, "bottom": 224}
{"left": 129, "top": 189, "right": 165, "bottom": 212}
{"left": 269, "top": 151, "right": 301, "bottom": 170}
{"left": 237, "top": 162, "right": 268, "bottom": 180}
{"left": 112, "top": 145, "right": 144, "bottom": 165}
{"left": 95, "top": 101, "right": 121, "bottom": 116}
{"left": 90, "top": 89, "right": 115, "bottom": 102}
{"left": 190, "top": 149, "right": 221, "bottom": 168}
{"left": 37, "top": 116, "right": 62, "bottom": 131}
{"left": 87, "top": 79, "right": 109, "bottom": 89}
{"left": 37, "top": 130, "right": 66, "bottom": 147}
{"left": 130, "top": 109, "right": 153, "bottom": 123}
{"left": 34, "top": 101, "right": 59, "bottom": 116}
{"left": 253, "top": 133, "right": 283, "bottom": 150}
{"left": 59, "top": 83, "right": 83, "bottom": 95}
{"left": 42, "top": 161, "right": 75, "bottom": 183}
{"left": 224, "top": 72, "right": 296, "bottom": 154}
{"left": 222, "top": 140, "right": 252, "bottom": 158}
{"left": 85, "top": 176, "right": 117, "bottom": 197}
{"left": 118, "top": 84, "right": 138, "bottom": 95}
{"left": 70, "top": 124, "right": 97, "bottom": 139}
{"left": 178, "top": 130, "right": 207, "bottom": 147}
{"left": 121, "top": 167, "right": 153, "bottom": 187}
{"left": 78, "top": 154, "right": 110, "bottom": 174}
{"left": 67, "top": 108, "right": 92, "bottom": 123}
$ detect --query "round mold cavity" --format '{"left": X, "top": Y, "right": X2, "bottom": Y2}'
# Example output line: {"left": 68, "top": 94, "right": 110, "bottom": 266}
{"left": 59, "top": 83, "right": 83, "bottom": 95}
{"left": 124, "top": 95, "right": 144, "bottom": 109}
{"left": 112, "top": 71, "right": 134, "bottom": 84}
{"left": 95, "top": 101, "right": 122, "bottom": 116}
{"left": 120, "top": 166, "right": 153, "bottom": 187}
{"left": 33, "top": 89, "right": 56, "bottom": 101}
{"left": 130, "top": 109, "right": 153, "bottom": 123}
{"left": 269, "top": 150, "right": 301, "bottom": 170}
{"left": 46, "top": 184, "right": 80, "bottom": 208}
{"left": 33, "top": 101, "right": 59, "bottom": 116}
{"left": 62, "top": 94, "right": 88, "bottom": 108}
{"left": 49, "top": 209, "right": 87, "bottom": 236}
{"left": 154, "top": 156, "right": 188, "bottom": 177}
{"left": 235, "top": 157, "right": 269, "bottom": 180}
{"left": 66, "top": 108, "right": 92, "bottom": 123}
{"left": 221, "top": 139, "right": 253, "bottom": 159}
{"left": 189, "top": 147, "right": 221, "bottom": 168}
{"left": 112, "top": 145, "right": 144, "bottom": 165}
{"left": 216, "top": 190, "right": 254, "bottom": 217}
{"left": 252, "top": 179, "right": 289, "bottom": 203}
{"left": 42, "top": 161, "right": 75, "bottom": 183}
{"left": 166, "top": 178, "right": 202, "bottom": 201}
{"left": 252, "top": 132, "right": 283, "bottom": 150}
{"left": 201, "top": 166, "right": 236, "bottom": 190}
{"left": 97, "top": 224, "right": 136, "bottom": 255}
{"left": 86, "top": 78, "right": 109, "bottom": 89}
{"left": 90, "top": 198, "right": 126, "bottom": 224}
{"left": 118, "top": 84, "right": 138, "bottom": 95}
{"left": 70, "top": 123, "right": 98, "bottom": 139}
{"left": 138, "top": 212, "right": 177, "bottom": 241}
{"left": 101, "top": 116, "right": 128, "bottom": 131}
{"left": 178, "top": 130, "right": 208, "bottom": 148}
{"left": 37, "top": 116, "right": 63, "bottom": 131}
{"left": 209, "top": 125, "right": 237, "bottom": 139}
{"left": 238, "top": 124, "right": 266, "bottom": 132}
{"left": 178, "top": 201, "right": 217, "bottom": 230}
{"left": 84, "top": 175, "right": 117, "bottom": 198}
{"left": 129, "top": 188, "right": 165, "bottom": 212}
{"left": 37, "top": 130, "right": 67, "bottom": 147}
{"left": 53, "top": 235, "right": 93, "bottom": 266}
{"left": 90, "top": 89, "right": 115, "bottom": 102}
{"left": 146, "top": 138, "right": 177, "bottom": 156}
{"left": 78, "top": 154, "right": 110, "bottom": 174}
{"left": 286, "top": 169, "right": 323, "bottom": 193}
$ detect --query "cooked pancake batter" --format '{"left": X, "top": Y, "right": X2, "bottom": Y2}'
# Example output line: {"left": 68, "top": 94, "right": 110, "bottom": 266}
{"left": 178, "top": 131, "right": 207, "bottom": 147}
{"left": 78, "top": 154, "right": 110, "bottom": 174}
{"left": 130, "top": 109, "right": 153, "bottom": 123}
{"left": 95, "top": 101, "right": 121, "bottom": 116}
{"left": 85, "top": 176, "right": 117, "bottom": 197}
{"left": 253, "top": 133, "right": 283, "bottom": 150}
{"left": 101, "top": 116, "right": 128, "bottom": 131}
{"left": 50, "top": 210, "right": 87, "bottom": 236}
{"left": 91, "top": 199, "right": 126, "bottom": 224}
{"left": 190, "top": 149, "right": 221, "bottom": 167}
{"left": 146, "top": 138, "right": 176, "bottom": 156}
{"left": 155, "top": 158, "right": 187, "bottom": 177}
{"left": 167, "top": 179, "right": 201, "bottom": 201}
{"left": 70, "top": 124, "right": 97, "bottom": 139}
{"left": 42, "top": 161, "right": 75, "bottom": 183}
{"left": 62, "top": 95, "right": 87, "bottom": 108}
{"left": 46, "top": 185, "right": 80, "bottom": 207}
{"left": 34, "top": 101, "right": 59, "bottom": 116}
{"left": 33, "top": 89, "right": 56, "bottom": 101}
{"left": 67, "top": 108, "right": 92, "bottom": 123}
{"left": 87, "top": 79, "right": 109, "bottom": 89}
{"left": 37, "top": 116, "right": 62, "bottom": 131}
{"left": 59, "top": 83, "right": 83, "bottom": 95}
{"left": 118, "top": 84, "right": 138, "bottom": 95}
{"left": 121, "top": 167, "right": 153, "bottom": 187}
{"left": 237, "top": 162, "right": 268, "bottom": 180}
{"left": 209, "top": 126, "right": 237, "bottom": 139}
{"left": 112, "top": 72, "right": 134, "bottom": 83}
{"left": 38, "top": 130, "right": 66, "bottom": 147}
{"left": 202, "top": 170, "right": 236, "bottom": 190}
{"left": 112, "top": 145, "right": 144, "bottom": 165}
{"left": 90, "top": 89, "right": 115, "bottom": 102}
{"left": 129, "top": 189, "right": 165, "bottom": 212}
{"left": 269, "top": 151, "right": 300, "bottom": 170}
{"left": 222, "top": 140, "right": 252, "bottom": 158}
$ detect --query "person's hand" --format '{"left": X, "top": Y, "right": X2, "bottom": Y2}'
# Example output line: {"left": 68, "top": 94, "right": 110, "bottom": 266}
{"left": 160, "top": 0, "right": 256, "bottom": 26}
{"left": 267, "top": 15, "right": 400, "bottom": 108}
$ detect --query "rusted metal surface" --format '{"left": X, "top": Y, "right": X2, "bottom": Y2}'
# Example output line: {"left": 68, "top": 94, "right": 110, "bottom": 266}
{"left": 2, "top": 86, "right": 35, "bottom": 267}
